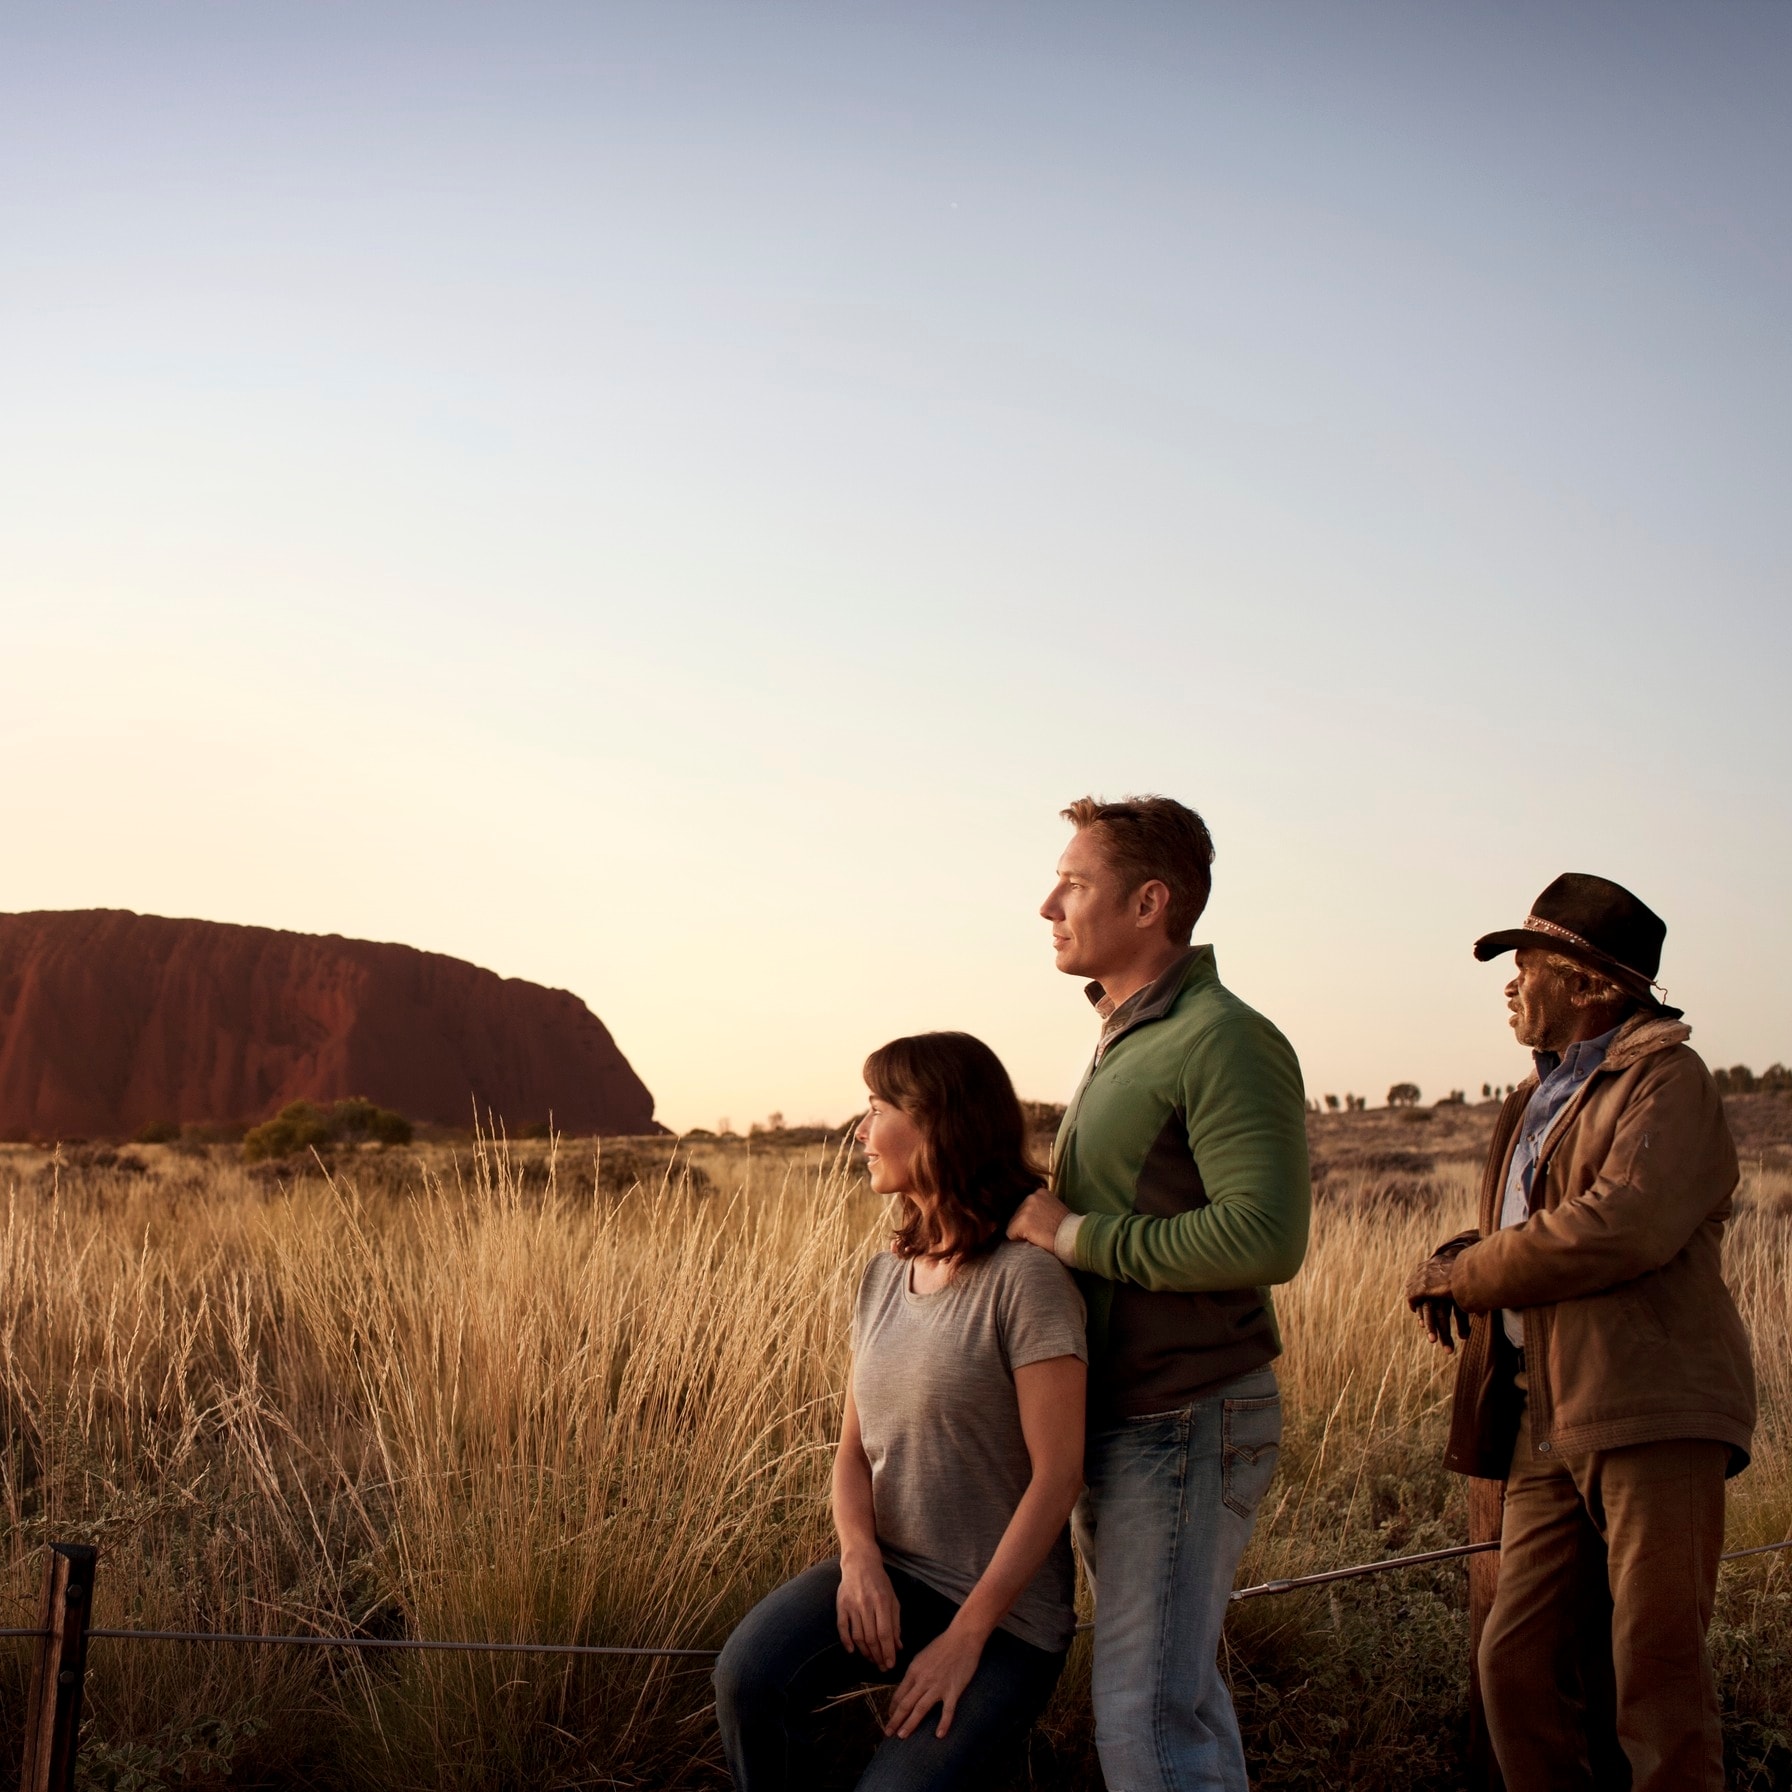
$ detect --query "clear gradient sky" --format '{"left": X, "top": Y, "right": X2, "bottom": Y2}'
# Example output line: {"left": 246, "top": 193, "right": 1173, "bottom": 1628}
{"left": 5, "top": 4, "right": 1789, "bottom": 1133}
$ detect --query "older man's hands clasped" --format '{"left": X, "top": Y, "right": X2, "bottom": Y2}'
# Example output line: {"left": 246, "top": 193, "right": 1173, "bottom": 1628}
{"left": 1405, "top": 1236, "right": 1476, "bottom": 1352}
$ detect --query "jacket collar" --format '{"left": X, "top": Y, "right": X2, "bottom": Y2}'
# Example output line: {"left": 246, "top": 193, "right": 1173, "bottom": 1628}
{"left": 1085, "top": 946, "right": 1212, "bottom": 1034}
{"left": 1511, "top": 1007, "right": 1692, "bottom": 1097}
{"left": 1602, "top": 1008, "right": 1692, "bottom": 1072}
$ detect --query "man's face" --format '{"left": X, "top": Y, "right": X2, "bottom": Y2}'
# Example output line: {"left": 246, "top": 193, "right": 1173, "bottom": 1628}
{"left": 1506, "top": 949, "right": 1582, "bottom": 1052}
{"left": 1040, "top": 829, "right": 1152, "bottom": 982}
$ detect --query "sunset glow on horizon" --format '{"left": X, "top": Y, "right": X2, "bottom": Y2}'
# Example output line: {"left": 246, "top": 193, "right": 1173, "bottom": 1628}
{"left": 5, "top": 4, "right": 1789, "bottom": 1132}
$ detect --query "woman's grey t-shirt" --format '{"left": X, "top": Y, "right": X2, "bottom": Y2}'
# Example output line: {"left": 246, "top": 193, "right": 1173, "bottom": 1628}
{"left": 850, "top": 1240, "right": 1087, "bottom": 1653}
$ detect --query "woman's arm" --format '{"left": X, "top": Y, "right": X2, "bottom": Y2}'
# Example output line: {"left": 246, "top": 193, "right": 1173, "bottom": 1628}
{"left": 884, "top": 1354, "right": 1086, "bottom": 1740}
{"left": 833, "top": 1380, "right": 902, "bottom": 1671}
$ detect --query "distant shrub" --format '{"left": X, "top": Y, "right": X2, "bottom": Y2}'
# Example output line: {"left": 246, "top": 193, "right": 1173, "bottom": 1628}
{"left": 754, "top": 1124, "right": 845, "bottom": 1147}
{"left": 1387, "top": 1083, "right": 1421, "bottom": 1108}
{"left": 181, "top": 1120, "right": 247, "bottom": 1146}
{"left": 1309, "top": 1147, "right": 1443, "bottom": 1213}
{"left": 242, "top": 1098, "right": 413, "bottom": 1163}
{"left": 327, "top": 1097, "right": 414, "bottom": 1146}
{"left": 1712, "top": 1063, "right": 1792, "bottom": 1095}
{"left": 590, "top": 1141, "right": 714, "bottom": 1197}
{"left": 35, "top": 1146, "right": 150, "bottom": 1182}
{"left": 1730, "top": 1062, "right": 1788, "bottom": 1095}
{"left": 242, "top": 1103, "right": 332, "bottom": 1163}
{"left": 134, "top": 1119, "right": 180, "bottom": 1144}
{"left": 1434, "top": 1090, "right": 1466, "bottom": 1107}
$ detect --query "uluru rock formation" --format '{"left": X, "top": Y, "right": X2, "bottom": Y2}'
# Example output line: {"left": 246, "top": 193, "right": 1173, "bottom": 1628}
{"left": 0, "top": 910, "right": 658, "bottom": 1140}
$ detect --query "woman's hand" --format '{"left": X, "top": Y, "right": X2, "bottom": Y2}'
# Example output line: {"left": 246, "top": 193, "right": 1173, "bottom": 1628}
{"left": 884, "top": 1617, "right": 987, "bottom": 1740}
{"left": 832, "top": 1386, "right": 899, "bottom": 1669}
{"left": 836, "top": 1551, "right": 902, "bottom": 1672}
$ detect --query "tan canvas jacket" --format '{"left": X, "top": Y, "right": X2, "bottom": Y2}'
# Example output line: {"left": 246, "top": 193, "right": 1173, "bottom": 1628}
{"left": 1435, "top": 1012, "right": 1756, "bottom": 1478}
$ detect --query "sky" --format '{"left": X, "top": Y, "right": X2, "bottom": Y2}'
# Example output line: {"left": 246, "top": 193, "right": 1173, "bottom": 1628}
{"left": 4, "top": 3, "right": 1790, "bottom": 1133}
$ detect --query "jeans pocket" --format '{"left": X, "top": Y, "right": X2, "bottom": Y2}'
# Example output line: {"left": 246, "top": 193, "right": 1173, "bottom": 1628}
{"left": 1221, "top": 1394, "right": 1282, "bottom": 1520}
{"left": 1115, "top": 1406, "right": 1191, "bottom": 1429}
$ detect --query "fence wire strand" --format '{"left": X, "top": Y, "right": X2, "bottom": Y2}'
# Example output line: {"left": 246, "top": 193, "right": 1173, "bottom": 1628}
{"left": 6, "top": 1535, "right": 1785, "bottom": 1658}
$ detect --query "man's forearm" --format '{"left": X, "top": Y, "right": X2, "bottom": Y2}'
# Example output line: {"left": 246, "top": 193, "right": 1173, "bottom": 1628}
{"left": 1071, "top": 1195, "right": 1309, "bottom": 1291}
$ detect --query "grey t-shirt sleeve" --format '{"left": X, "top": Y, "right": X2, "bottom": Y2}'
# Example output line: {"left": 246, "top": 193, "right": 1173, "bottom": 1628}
{"left": 998, "top": 1246, "right": 1089, "bottom": 1370}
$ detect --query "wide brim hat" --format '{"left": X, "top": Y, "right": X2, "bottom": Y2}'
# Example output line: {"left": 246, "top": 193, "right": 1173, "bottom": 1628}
{"left": 1474, "top": 872, "right": 1682, "bottom": 1019}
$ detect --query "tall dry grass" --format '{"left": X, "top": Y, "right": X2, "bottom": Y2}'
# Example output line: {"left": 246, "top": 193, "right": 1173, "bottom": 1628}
{"left": 1, "top": 1140, "right": 1787, "bottom": 1789}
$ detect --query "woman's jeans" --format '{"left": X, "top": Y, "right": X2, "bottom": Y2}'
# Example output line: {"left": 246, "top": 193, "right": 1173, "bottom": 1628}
{"left": 714, "top": 1559, "right": 1065, "bottom": 1791}
{"left": 1075, "top": 1366, "right": 1282, "bottom": 1792}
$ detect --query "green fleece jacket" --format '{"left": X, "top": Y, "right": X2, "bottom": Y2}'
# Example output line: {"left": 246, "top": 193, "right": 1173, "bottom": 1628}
{"left": 1053, "top": 946, "right": 1311, "bottom": 1417}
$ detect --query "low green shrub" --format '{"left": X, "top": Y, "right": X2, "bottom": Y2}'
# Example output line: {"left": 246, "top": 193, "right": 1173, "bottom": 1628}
{"left": 241, "top": 1099, "right": 413, "bottom": 1163}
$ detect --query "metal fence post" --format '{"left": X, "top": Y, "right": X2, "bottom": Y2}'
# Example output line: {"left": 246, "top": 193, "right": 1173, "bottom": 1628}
{"left": 21, "top": 1542, "right": 97, "bottom": 1792}
{"left": 1465, "top": 1478, "right": 1505, "bottom": 1792}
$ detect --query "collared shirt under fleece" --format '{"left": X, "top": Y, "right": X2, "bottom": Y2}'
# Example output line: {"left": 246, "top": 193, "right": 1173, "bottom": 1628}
{"left": 1047, "top": 946, "right": 1312, "bottom": 1419}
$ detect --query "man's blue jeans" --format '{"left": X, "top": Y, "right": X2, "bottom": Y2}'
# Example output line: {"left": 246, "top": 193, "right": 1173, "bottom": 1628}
{"left": 1075, "top": 1366, "right": 1282, "bottom": 1792}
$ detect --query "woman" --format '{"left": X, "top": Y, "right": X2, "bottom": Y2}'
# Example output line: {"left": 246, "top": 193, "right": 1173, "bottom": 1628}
{"left": 715, "top": 1032, "right": 1087, "bottom": 1791}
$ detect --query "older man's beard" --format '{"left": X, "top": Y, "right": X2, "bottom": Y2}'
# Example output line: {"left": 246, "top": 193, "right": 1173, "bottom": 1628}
{"left": 1511, "top": 983, "right": 1581, "bottom": 1053}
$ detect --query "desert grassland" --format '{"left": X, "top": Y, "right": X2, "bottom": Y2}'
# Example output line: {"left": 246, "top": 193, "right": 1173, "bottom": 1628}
{"left": 1, "top": 1139, "right": 1787, "bottom": 1792}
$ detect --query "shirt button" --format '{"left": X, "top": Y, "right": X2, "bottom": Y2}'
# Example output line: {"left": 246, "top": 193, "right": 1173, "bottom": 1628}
{"left": 1537, "top": 1441, "right": 1552, "bottom": 1454}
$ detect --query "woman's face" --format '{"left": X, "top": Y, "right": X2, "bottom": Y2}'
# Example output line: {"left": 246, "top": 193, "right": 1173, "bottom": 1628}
{"left": 856, "top": 1091, "right": 927, "bottom": 1197}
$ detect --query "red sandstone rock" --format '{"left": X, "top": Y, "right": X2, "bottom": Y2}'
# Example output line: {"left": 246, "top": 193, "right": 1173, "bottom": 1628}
{"left": 0, "top": 910, "right": 658, "bottom": 1140}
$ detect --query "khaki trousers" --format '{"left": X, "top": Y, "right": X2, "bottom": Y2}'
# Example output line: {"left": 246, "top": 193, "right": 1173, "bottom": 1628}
{"left": 1479, "top": 1403, "right": 1729, "bottom": 1792}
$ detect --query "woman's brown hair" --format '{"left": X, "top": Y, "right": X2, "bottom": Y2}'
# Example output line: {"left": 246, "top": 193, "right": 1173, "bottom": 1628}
{"left": 861, "top": 1032, "right": 1042, "bottom": 1263}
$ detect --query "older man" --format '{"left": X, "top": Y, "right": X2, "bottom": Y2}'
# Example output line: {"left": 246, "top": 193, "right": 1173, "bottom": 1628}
{"left": 1406, "top": 873, "right": 1755, "bottom": 1792}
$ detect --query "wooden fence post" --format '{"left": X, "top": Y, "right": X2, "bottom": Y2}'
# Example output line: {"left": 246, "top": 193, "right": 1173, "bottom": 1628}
{"left": 21, "top": 1542, "right": 97, "bottom": 1792}
{"left": 1466, "top": 1478, "right": 1505, "bottom": 1792}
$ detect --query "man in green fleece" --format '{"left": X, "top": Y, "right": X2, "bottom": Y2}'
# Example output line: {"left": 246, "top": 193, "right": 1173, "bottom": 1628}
{"left": 1008, "top": 794, "right": 1311, "bottom": 1792}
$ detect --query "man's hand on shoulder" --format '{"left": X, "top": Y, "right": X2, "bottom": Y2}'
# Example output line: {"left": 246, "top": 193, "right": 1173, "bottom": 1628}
{"left": 1008, "top": 1189, "right": 1072, "bottom": 1253}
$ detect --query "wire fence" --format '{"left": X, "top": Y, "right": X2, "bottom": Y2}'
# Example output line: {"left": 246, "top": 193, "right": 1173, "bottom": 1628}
{"left": 6, "top": 1530, "right": 1786, "bottom": 1655}
{"left": 8, "top": 1531, "right": 1789, "bottom": 1791}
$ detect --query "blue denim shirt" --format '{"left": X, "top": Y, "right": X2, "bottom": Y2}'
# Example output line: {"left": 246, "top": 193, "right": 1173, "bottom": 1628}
{"left": 1499, "top": 1024, "right": 1622, "bottom": 1348}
